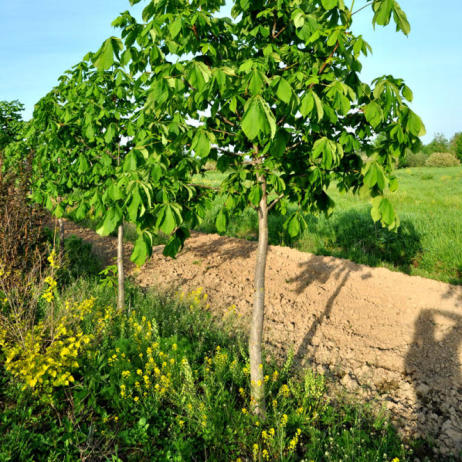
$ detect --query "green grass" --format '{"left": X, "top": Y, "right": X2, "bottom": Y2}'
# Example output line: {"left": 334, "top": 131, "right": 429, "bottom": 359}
{"left": 195, "top": 166, "right": 462, "bottom": 285}
{"left": 0, "top": 238, "right": 436, "bottom": 461}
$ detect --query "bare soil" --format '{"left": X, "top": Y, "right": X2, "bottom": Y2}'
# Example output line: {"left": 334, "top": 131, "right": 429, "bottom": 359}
{"left": 64, "top": 220, "right": 462, "bottom": 458}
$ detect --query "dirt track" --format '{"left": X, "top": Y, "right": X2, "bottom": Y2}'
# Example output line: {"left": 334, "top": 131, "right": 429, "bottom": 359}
{"left": 64, "top": 221, "right": 462, "bottom": 458}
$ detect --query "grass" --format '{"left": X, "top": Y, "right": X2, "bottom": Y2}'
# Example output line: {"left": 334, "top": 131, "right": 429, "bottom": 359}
{"left": 0, "top": 237, "right": 436, "bottom": 461}
{"left": 194, "top": 166, "right": 462, "bottom": 285}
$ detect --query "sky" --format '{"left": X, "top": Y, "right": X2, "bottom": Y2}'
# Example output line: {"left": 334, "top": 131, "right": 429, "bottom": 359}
{"left": 1, "top": 0, "right": 461, "bottom": 143}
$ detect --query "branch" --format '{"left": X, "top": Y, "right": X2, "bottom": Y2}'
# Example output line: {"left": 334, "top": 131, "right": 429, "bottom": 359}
{"left": 309, "top": 41, "right": 340, "bottom": 89}
{"left": 219, "top": 115, "right": 235, "bottom": 127}
{"left": 268, "top": 194, "right": 284, "bottom": 211}
{"left": 274, "top": 26, "right": 287, "bottom": 39}
{"left": 187, "top": 183, "right": 220, "bottom": 191}
{"left": 209, "top": 127, "right": 236, "bottom": 137}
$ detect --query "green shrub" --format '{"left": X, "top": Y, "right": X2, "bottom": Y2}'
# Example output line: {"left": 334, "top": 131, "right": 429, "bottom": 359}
{"left": 425, "top": 152, "right": 461, "bottom": 168}
{"left": 404, "top": 152, "right": 428, "bottom": 167}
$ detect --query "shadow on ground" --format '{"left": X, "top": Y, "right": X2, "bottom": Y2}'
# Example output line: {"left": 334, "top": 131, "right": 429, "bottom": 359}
{"left": 405, "top": 309, "right": 462, "bottom": 457}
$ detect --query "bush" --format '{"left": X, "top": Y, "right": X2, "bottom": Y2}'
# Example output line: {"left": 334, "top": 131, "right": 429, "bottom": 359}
{"left": 425, "top": 152, "right": 461, "bottom": 168}
{"left": 404, "top": 152, "right": 428, "bottom": 167}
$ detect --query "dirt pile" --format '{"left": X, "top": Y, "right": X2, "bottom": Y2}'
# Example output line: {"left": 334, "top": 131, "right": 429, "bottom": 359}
{"left": 64, "top": 221, "right": 462, "bottom": 458}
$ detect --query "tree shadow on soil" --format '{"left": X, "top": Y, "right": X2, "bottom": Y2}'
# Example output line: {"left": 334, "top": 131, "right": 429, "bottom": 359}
{"left": 288, "top": 256, "right": 370, "bottom": 366}
{"left": 405, "top": 309, "right": 462, "bottom": 457}
{"left": 313, "top": 210, "right": 423, "bottom": 275}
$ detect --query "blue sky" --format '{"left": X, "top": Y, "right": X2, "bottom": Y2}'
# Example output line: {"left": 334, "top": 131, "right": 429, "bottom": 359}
{"left": 1, "top": 1, "right": 461, "bottom": 142}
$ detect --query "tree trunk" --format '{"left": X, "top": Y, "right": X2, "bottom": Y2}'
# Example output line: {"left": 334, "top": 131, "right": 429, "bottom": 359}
{"left": 249, "top": 174, "right": 268, "bottom": 417}
{"left": 117, "top": 223, "right": 125, "bottom": 311}
{"left": 58, "top": 218, "right": 65, "bottom": 259}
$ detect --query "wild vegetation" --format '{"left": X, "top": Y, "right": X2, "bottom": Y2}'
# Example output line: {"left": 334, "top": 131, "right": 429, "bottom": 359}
{"left": 0, "top": 237, "right": 421, "bottom": 461}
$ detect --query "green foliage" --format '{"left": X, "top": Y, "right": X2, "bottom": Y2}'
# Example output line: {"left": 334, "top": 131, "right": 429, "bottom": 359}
{"left": 0, "top": 276, "right": 413, "bottom": 461}
{"left": 0, "top": 100, "right": 24, "bottom": 152}
{"left": 404, "top": 152, "right": 428, "bottom": 168}
{"left": 449, "top": 132, "right": 462, "bottom": 161}
{"left": 422, "top": 133, "right": 449, "bottom": 155}
{"left": 424, "top": 152, "right": 460, "bottom": 168}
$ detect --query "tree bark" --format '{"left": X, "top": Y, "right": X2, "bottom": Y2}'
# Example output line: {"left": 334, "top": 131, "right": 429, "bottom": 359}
{"left": 249, "top": 173, "right": 268, "bottom": 417}
{"left": 117, "top": 223, "right": 125, "bottom": 311}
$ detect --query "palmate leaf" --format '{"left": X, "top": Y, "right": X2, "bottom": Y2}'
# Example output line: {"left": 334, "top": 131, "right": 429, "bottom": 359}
{"left": 241, "top": 96, "right": 276, "bottom": 141}
{"left": 93, "top": 37, "right": 123, "bottom": 71}
{"left": 131, "top": 232, "right": 152, "bottom": 266}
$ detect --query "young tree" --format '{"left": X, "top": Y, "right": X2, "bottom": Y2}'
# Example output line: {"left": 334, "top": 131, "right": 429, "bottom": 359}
{"left": 12, "top": 55, "right": 210, "bottom": 310}
{"left": 99, "top": 0, "right": 424, "bottom": 414}
{"left": 450, "top": 132, "right": 462, "bottom": 161}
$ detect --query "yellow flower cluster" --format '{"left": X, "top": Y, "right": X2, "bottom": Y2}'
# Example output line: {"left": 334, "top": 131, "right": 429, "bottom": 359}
{"left": 42, "top": 276, "right": 57, "bottom": 303}
{"left": 178, "top": 287, "right": 210, "bottom": 311}
{"left": 47, "top": 249, "right": 60, "bottom": 270}
{"left": 1, "top": 298, "right": 95, "bottom": 392}
{"left": 109, "top": 314, "right": 180, "bottom": 404}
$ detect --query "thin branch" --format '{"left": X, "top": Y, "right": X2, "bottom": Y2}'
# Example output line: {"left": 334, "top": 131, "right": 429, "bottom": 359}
{"left": 187, "top": 183, "right": 220, "bottom": 191}
{"left": 268, "top": 194, "right": 284, "bottom": 212}
{"left": 352, "top": 3, "right": 370, "bottom": 16}
{"left": 309, "top": 41, "right": 340, "bottom": 89}
{"left": 209, "top": 127, "right": 236, "bottom": 137}
{"left": 274, "top": 26, "right": 287, "bottom": 39}
{"left": 219, "top": 116, "right": 235, "bottom": 127}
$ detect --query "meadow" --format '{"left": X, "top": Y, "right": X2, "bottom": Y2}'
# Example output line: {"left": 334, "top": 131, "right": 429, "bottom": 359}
{"left": 195, "top": 167, "right": 462, "bottom": 285}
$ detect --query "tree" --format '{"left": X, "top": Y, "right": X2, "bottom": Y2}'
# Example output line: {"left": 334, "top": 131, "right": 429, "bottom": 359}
{"left": 97, "top": 0, "right": 424, "bottom": 414}
{"left": 8, "top": 54, "right": 210, "bottom": 311}
{"left": 0, "top": 100, "right": 25, "bottom": 153}
{"left": 450, "top": 132, "right": 462, "bottom": 161}
{"left": 422, "top": 132, "right": 449, "bottom": 155}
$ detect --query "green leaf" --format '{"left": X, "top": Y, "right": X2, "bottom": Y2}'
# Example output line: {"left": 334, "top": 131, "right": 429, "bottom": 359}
{"left": 286, "top": 214, "right": 300, "bottom": 238}
{"left": 300, "top": 92, "right": 314, "bottom": 117}
{"left": 241, "top": 96, "right": 276, "bottom": 140}
{"left": 248, "top": 185, "right": 262, "bottom": 206}
{"left": 402, "top": 85, "right": 413, "bottom": 102}
{"left": 364, "top": 163, "right": 378, "bottom": 188}
{"left": 104, "top": 123, "right": 116, "bottom": 144}
{"left": 127, "top": 187, "right": 142, "bottom": 222}
{"left": 187, "top": 61, "right": 212, "bottom": 91}
{"left": 156, "top": 205, "right": 178, "bottom": 235}
{"left": 312, "top": 92, "right": 324, "bottom": 121}
{"left": 392, "top": 2, "right": 410, "bottom": 35}
{"left": 192, "top": 131, "right": 211, "bottom": 158}
{"left": 169, "top": 18, "right": 182, "bottom": 38}
{"left": 292, "top": 9, "right": 305, "bottom": 28}
{"left": 373, "top": 0, "right": 394, "bottom": 26}
{"left": 96, "top": 207, "right": 122, "bottom": 236}
{"left": 379, "top": 197, "right": 395, "bottom": 225}
{"left": 94, "top": 37, "right": 122, "bottom": 71}
{"left": 276, "top": 78, "right": 293, "bottom": 104}
{"left": 216, "top": 209, "right": 228, "bottom": 233}
{"left": 406, "top": 110, "right": 426, "bottom": 137}
{"left": 321, "top": 0, "right": 337, "bottom": 10}
{"left": 131, "top": 233, "right": 151, "bottom": 266}
{"left": 364, "top": 101, "right": 383, "bottom": 128}
{"left": 163, "top": 228, "right": 189, "bottom": 258}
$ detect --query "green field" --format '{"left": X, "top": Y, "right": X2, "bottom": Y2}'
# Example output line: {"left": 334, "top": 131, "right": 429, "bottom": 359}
{"left": 195, "top": 167, "right": 462, "bottom": 285}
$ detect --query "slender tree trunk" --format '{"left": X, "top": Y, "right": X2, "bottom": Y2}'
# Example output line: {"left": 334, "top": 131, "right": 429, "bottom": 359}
{"left": 117, "top": 223, "right": 125, "bottom": 311}
{"left": 249, "top": 174, "right": 268, "bottom": 417}
{"left": 58, "top": 218, "right": 65, "bottom": 259}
